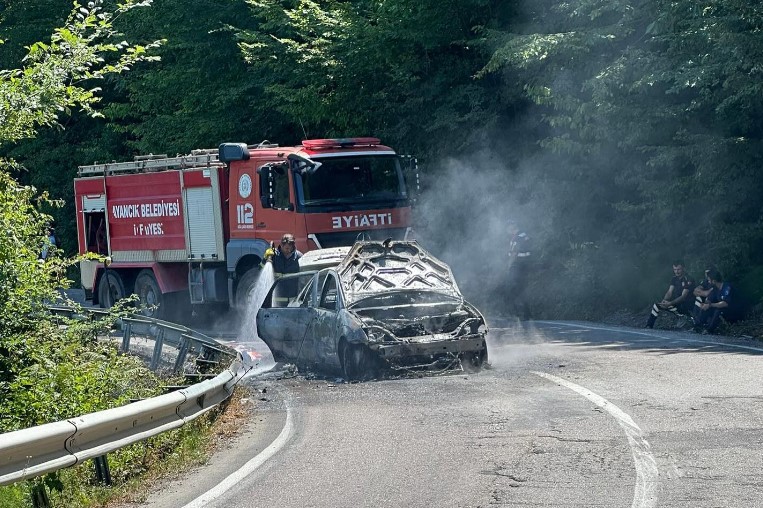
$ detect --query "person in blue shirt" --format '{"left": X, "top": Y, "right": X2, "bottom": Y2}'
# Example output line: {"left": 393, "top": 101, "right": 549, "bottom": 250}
{"left": 692, "top": 264, "right": 717, "bottom": 313}
{"left": 692, "top": 269, "right": 740, "bottom": 334}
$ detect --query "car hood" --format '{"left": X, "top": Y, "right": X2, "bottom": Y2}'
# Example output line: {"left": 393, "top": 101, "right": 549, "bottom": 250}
{"left": 335, "top": 240, "right": 462, "bottom": 306}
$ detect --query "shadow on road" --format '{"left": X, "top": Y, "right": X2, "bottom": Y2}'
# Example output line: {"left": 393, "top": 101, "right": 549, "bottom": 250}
{"left": 486, "top": 317, "right": 763, "bottom": 357}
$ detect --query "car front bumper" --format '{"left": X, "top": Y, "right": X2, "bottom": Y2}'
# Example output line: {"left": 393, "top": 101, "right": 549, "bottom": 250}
{"left": 372, "top": 335, "right": 486, "bottom": 360}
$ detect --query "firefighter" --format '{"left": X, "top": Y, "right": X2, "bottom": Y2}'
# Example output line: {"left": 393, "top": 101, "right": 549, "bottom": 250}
{"left": 263, "top": 233, "right": 303, "bottom": 306}
{"left": 645, "top": 260, "right": 695, "bottom": 329}
{"left": 693, "top": 264, "right": 717, "bottom": 313}
{"left": 692, "top": 269, "right": 741, "bottom": 334}
{"left": 506, "top": 220, "right": 532, "bottom": 319}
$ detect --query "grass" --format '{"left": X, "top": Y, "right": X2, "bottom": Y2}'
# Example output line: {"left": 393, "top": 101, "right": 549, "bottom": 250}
{"left": 0, "top": 387, "right": 255, "bottom": 508}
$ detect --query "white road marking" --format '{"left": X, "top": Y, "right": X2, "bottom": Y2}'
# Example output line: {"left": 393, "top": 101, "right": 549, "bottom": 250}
{"left": 533, "top": 371, "right": 658, "bottom": 508}
{"left": 534, "top": 321, "right": 763, "bottom": 353}
{"left": 181, "top": 405, "right": 294, "bottom": 508}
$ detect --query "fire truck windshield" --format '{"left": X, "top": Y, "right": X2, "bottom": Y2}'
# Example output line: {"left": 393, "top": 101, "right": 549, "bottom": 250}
{"left": 296, "top": 155, "right": 408, "bottom": 207}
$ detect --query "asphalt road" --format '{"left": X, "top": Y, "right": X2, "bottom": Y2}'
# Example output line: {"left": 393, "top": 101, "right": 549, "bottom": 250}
{"left": 132, "top": 319, "right": 763, "bottom": 508}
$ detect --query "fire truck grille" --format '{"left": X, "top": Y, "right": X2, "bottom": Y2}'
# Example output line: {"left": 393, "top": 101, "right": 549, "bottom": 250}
{"left": 314, "top": 228, "right": 409, "bottom": 248}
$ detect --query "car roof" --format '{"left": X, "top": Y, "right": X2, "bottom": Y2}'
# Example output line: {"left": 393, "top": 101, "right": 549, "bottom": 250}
{"left": 298, "top": 246, "right": 352, "bottom": 272}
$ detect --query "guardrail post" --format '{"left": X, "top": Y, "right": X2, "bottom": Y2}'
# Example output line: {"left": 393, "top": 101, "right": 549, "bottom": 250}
{"left": 121, "top": 320, "right": 133, "bottom": 353}
{"left": 30, "top": 482, "right": 50, "bottom": 508}
{"left": 174, "top": 336, "right": 190, "bottom": 373}
{"left": 150, "top": 328, "right": 165, "bottom": 371}
{"left": 93, "top": 455, "right": 112, "bottom": 486}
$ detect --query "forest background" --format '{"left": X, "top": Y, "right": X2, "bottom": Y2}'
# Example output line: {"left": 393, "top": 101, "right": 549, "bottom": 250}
{"left": 2, "top": 0, "right": 762, "bottom": 323}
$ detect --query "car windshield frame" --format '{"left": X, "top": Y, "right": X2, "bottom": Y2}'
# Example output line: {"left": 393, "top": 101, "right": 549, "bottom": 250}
{"left": 263, "top": 271, "right": 318, "bottom": 308}
{"left": 348, "top": 289, "right": 464, "bottom": 310}
{"left": 293, "top": 154, "right": 408, "bottom": 208}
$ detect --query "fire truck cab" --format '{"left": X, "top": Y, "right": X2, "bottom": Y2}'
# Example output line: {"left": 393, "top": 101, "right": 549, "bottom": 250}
{"left": 74, "top": 138, "right": 416, "bottom": 319}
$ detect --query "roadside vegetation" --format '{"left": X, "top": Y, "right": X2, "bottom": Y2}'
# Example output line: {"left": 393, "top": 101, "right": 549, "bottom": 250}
{"left": 0, "top": 2, "right": 249, "bottom": 506}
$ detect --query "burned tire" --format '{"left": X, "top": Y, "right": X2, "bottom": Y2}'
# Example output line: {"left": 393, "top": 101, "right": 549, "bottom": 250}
{"left": 135, "top": 270, "right": 164, "bottom": 319}
{"left": 97, "top": 270, "right": 126, "bottom": 309}
{"left": 461, "top": 348, "right": 488, "bottom": 373}
{"left": 341, "top": 343, "right": 377, "bottom": 382}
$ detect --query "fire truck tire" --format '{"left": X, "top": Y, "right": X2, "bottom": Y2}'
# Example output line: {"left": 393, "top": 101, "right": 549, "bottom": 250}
{"left": 235, "top": 268, "right": 262, "bottom": 309}
{"left": 98, "top": 271, "right": 126, "bottom": 309}
{"left": 135, "top": 270, "right": 164, "bottom": 319}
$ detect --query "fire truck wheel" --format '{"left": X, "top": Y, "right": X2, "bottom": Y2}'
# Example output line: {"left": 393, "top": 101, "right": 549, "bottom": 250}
{"left": 98, "top": 271, "right": 126, "bottom": 309}
{"left": 135, "top": 270, "right": 164, "bottom": 319}
{"left": 235, "top": 268, "right": 262, "bottom": 309}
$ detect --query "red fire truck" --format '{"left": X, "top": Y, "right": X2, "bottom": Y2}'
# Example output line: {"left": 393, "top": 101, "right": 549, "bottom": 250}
{"left": 74, "top": 137, "right": 417, "bottom": 319}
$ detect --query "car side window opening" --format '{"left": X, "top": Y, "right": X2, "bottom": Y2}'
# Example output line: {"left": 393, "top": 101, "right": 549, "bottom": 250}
{"left": 319, "top": 275, "right": 338, "bottom": 310}
{"left": 299, "top": 277, "right": 316, "bottom": 307}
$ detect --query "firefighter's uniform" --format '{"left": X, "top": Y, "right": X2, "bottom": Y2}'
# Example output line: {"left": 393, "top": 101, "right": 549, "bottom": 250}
{"left": 646, "top": 273, "right": 695, "bottom": 328}
{"left": 265, "top": 246, "right": 303, "bottom": 306}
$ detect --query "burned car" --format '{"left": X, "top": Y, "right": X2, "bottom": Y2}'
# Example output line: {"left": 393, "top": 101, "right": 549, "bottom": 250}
{"left": 256, "top": 240, "right": 488, "bottom": 380}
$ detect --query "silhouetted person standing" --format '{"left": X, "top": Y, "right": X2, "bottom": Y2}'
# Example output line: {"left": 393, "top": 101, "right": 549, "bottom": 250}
{"left": 507, "top": 220, "right": 532, "bottom": 319}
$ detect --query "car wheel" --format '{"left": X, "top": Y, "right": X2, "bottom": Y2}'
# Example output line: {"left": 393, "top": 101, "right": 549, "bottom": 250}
{"left": 135, "top": 270, "right": 164, "bottom": 319}
{"left": 98, "top": 270, "right": 126, "bottom": 309}
{"left": 342, "top": 343, "right": 377, "bottom": 382}
{"left": 461, "top": 348, "right": 487, "bottom": 373}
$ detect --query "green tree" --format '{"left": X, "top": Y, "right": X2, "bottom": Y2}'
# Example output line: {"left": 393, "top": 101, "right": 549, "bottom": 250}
{"left": 0, "top": 0, "right": 163, "bottom": 431}
{"left": 104, "top": 0, "right": 269, "bottom": 155}
{"left": 238, "top": 0, "right": 518, "bottom": 156}
{"left": 481, "top": 0, "right": 763, "bottom": 309}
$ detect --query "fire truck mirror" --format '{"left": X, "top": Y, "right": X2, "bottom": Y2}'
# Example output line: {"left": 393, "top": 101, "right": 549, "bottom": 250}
{"left": 218, "top": 142, "right": 250, "bottom": 162}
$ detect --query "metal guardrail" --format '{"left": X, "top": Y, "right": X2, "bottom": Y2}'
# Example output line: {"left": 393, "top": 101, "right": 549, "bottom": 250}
{"left": 0, "top": 307, "right": 247, "bottom": 487}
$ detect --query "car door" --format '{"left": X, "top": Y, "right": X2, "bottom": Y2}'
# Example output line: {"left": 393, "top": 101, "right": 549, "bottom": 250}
{"left": 305, "top": 272, "right": 343, "bottom": 371}
{"left": 256, "top": 273, "right": 316, "bottom": 363}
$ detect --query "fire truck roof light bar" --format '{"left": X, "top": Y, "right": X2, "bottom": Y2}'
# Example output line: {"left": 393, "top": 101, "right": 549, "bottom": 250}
{"left": 302, "top": 137, "right": 381, "bottom": 149}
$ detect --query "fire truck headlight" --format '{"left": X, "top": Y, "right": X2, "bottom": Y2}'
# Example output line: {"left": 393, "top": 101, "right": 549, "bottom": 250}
{"left": 104, "top": 256, "right": 112, "bottom": 267}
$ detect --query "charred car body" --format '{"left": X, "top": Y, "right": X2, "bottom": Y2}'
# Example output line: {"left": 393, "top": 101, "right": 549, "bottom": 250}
{"left": 256, "top": 240, "right": 488, "bottom": 380}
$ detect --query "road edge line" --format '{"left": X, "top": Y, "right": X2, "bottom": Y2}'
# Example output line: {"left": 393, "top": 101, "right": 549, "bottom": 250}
{"left": 181, "top": 404, "right": 294, "bottom": 508}
{"left": 533, "top": 371, "right": 658, "bottom": 508}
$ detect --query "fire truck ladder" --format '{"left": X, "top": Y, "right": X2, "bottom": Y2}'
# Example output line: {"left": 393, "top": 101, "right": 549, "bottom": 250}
{"left": 188, "top": 259, "right": 206, "bottom": 305}
{"left": 77, "top": 149, "right": 223, "bottom": 176}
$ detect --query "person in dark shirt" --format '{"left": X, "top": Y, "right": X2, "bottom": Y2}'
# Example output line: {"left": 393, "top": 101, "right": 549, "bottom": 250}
{"left": 692, "top": 269, "right": 740, "bottom": 334}
{"left": 264, "top": 233, "right": 303, "bottom": 305}
{"left": 506, "top": 220, "right": 533, "bottom": 319}
{"left": 645, "top": 260, "right": 695, "bottom": 329}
